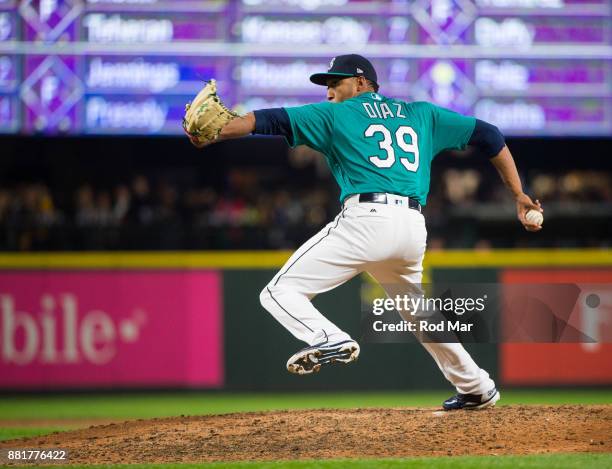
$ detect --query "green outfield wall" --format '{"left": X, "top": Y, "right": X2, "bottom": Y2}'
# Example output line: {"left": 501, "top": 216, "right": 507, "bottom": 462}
{"left": 0, "top": 250, "right": 610, "bottom": 391}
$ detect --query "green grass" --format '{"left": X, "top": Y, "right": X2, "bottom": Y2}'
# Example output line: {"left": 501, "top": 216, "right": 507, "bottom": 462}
{"left": 11, "top": 454, "right": 612, "bottom": 469}
{"left": 0, "top": 428, "right": 66, "bottom": 441}
{"left": 1, "top": 389, "right": 610, "bottom": 421}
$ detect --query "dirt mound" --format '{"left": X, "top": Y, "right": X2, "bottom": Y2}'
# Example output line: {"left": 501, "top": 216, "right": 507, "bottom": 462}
{"left": 2, "top": 405, "right": 610, "bottom": 464}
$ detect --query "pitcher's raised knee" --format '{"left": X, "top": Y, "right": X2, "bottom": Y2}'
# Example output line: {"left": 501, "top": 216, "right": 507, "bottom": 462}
{"left": 259, "top": 285, "right": 274, "bottom": 311}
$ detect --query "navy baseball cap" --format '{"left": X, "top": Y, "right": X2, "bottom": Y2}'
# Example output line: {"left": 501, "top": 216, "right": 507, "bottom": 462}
{"left": 310, "top": 54, "right": 378, "bottom": 87}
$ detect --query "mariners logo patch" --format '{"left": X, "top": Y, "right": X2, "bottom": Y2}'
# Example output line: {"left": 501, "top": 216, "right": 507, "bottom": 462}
{"left": 329, "top": 57, "right": 336, "bottom": 70}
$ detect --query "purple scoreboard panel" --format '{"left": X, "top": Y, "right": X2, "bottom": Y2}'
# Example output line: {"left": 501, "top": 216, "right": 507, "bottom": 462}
{"left": 0, "top": 0, "right": 610, "bottom": 136}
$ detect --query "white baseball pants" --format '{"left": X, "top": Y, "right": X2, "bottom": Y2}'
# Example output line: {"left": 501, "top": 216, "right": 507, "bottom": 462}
{"left": 259, "top": 194, "right": 495, "bottom": 395}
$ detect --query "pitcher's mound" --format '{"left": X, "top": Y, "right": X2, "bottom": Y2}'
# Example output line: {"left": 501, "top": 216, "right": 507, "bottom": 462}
{"left": 3, "top": 405, "right": 610, "bottom": 464}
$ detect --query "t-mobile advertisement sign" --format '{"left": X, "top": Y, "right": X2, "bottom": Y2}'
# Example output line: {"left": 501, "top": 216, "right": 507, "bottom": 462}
{"left": 0, "top": 271, "right": 223, "bottom": 389}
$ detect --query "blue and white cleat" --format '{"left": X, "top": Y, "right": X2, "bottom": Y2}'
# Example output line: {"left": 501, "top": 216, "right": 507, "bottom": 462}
{"left": 286, "top": 339, "right": 360, "bottom": 375}
{"left": 443, "top": 387, "right": 500, "bottom": 411}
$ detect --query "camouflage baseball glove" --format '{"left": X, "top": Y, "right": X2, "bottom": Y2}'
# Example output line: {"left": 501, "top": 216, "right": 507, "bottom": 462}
{"left": 182, "top": 79, "right": 238, "bottom": 147}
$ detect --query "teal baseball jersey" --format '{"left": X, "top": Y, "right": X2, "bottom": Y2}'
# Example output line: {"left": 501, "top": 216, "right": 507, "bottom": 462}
{"left": 284, "top": 93, "right": 476, "bottom": 205}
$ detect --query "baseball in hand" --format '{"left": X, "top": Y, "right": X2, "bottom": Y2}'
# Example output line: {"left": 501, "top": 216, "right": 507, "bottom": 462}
{"left": 525, "top": 209, "right": 544, "bottom": 226}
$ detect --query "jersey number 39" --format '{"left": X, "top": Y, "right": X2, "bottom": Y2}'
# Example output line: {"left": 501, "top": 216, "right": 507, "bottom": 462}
{"left": 364, "top": 124, "right": 419, "bottom": 172}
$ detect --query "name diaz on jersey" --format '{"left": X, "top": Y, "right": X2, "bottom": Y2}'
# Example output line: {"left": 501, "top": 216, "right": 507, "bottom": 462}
{"left": 361, "top": 98, "right": 405, "bottom": 120}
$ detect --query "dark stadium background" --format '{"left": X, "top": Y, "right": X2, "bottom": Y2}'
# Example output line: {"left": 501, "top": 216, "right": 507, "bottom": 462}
{"left": 2, "top": 135, "right": 610, "bottom": 252}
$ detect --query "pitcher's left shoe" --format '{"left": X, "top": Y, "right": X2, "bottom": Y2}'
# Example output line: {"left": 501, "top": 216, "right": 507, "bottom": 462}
{"left": 443, "top": 387, "right": 500, "bottom": 411}
{"left": 286, "top": 339, "right": 360, "bottom": 375}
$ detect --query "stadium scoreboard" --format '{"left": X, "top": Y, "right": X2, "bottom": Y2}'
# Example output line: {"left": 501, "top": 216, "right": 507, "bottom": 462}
{"left": 0, "top": 0, "right": 610, "bottom": 136}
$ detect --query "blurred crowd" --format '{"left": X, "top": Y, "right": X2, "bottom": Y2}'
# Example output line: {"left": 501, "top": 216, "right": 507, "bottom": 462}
{"left": 439, "top": 169, "right": 611, "bottom": 205}
{"left": 1, "top": 169, "right": 610, "bottom": 251}
{"left": 0, "top": 173, "right": 335, "bottom": 250}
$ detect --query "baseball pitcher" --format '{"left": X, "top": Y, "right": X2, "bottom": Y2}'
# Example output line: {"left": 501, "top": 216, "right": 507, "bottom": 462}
{"left": 184, "top": 55, "right": 543, "bottom": 410}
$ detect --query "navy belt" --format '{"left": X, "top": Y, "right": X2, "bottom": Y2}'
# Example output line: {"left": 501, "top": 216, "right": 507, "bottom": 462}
{"left": 358, "top": 193, "right": 422, "bottom": 213}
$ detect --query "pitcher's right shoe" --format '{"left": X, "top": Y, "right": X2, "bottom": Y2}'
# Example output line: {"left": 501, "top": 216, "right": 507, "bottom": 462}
{"left": 443, "top": 387, "right": 500, "bottom": 411}
{"left": 286, "top": 339, "right": 360, "bottom": 375}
